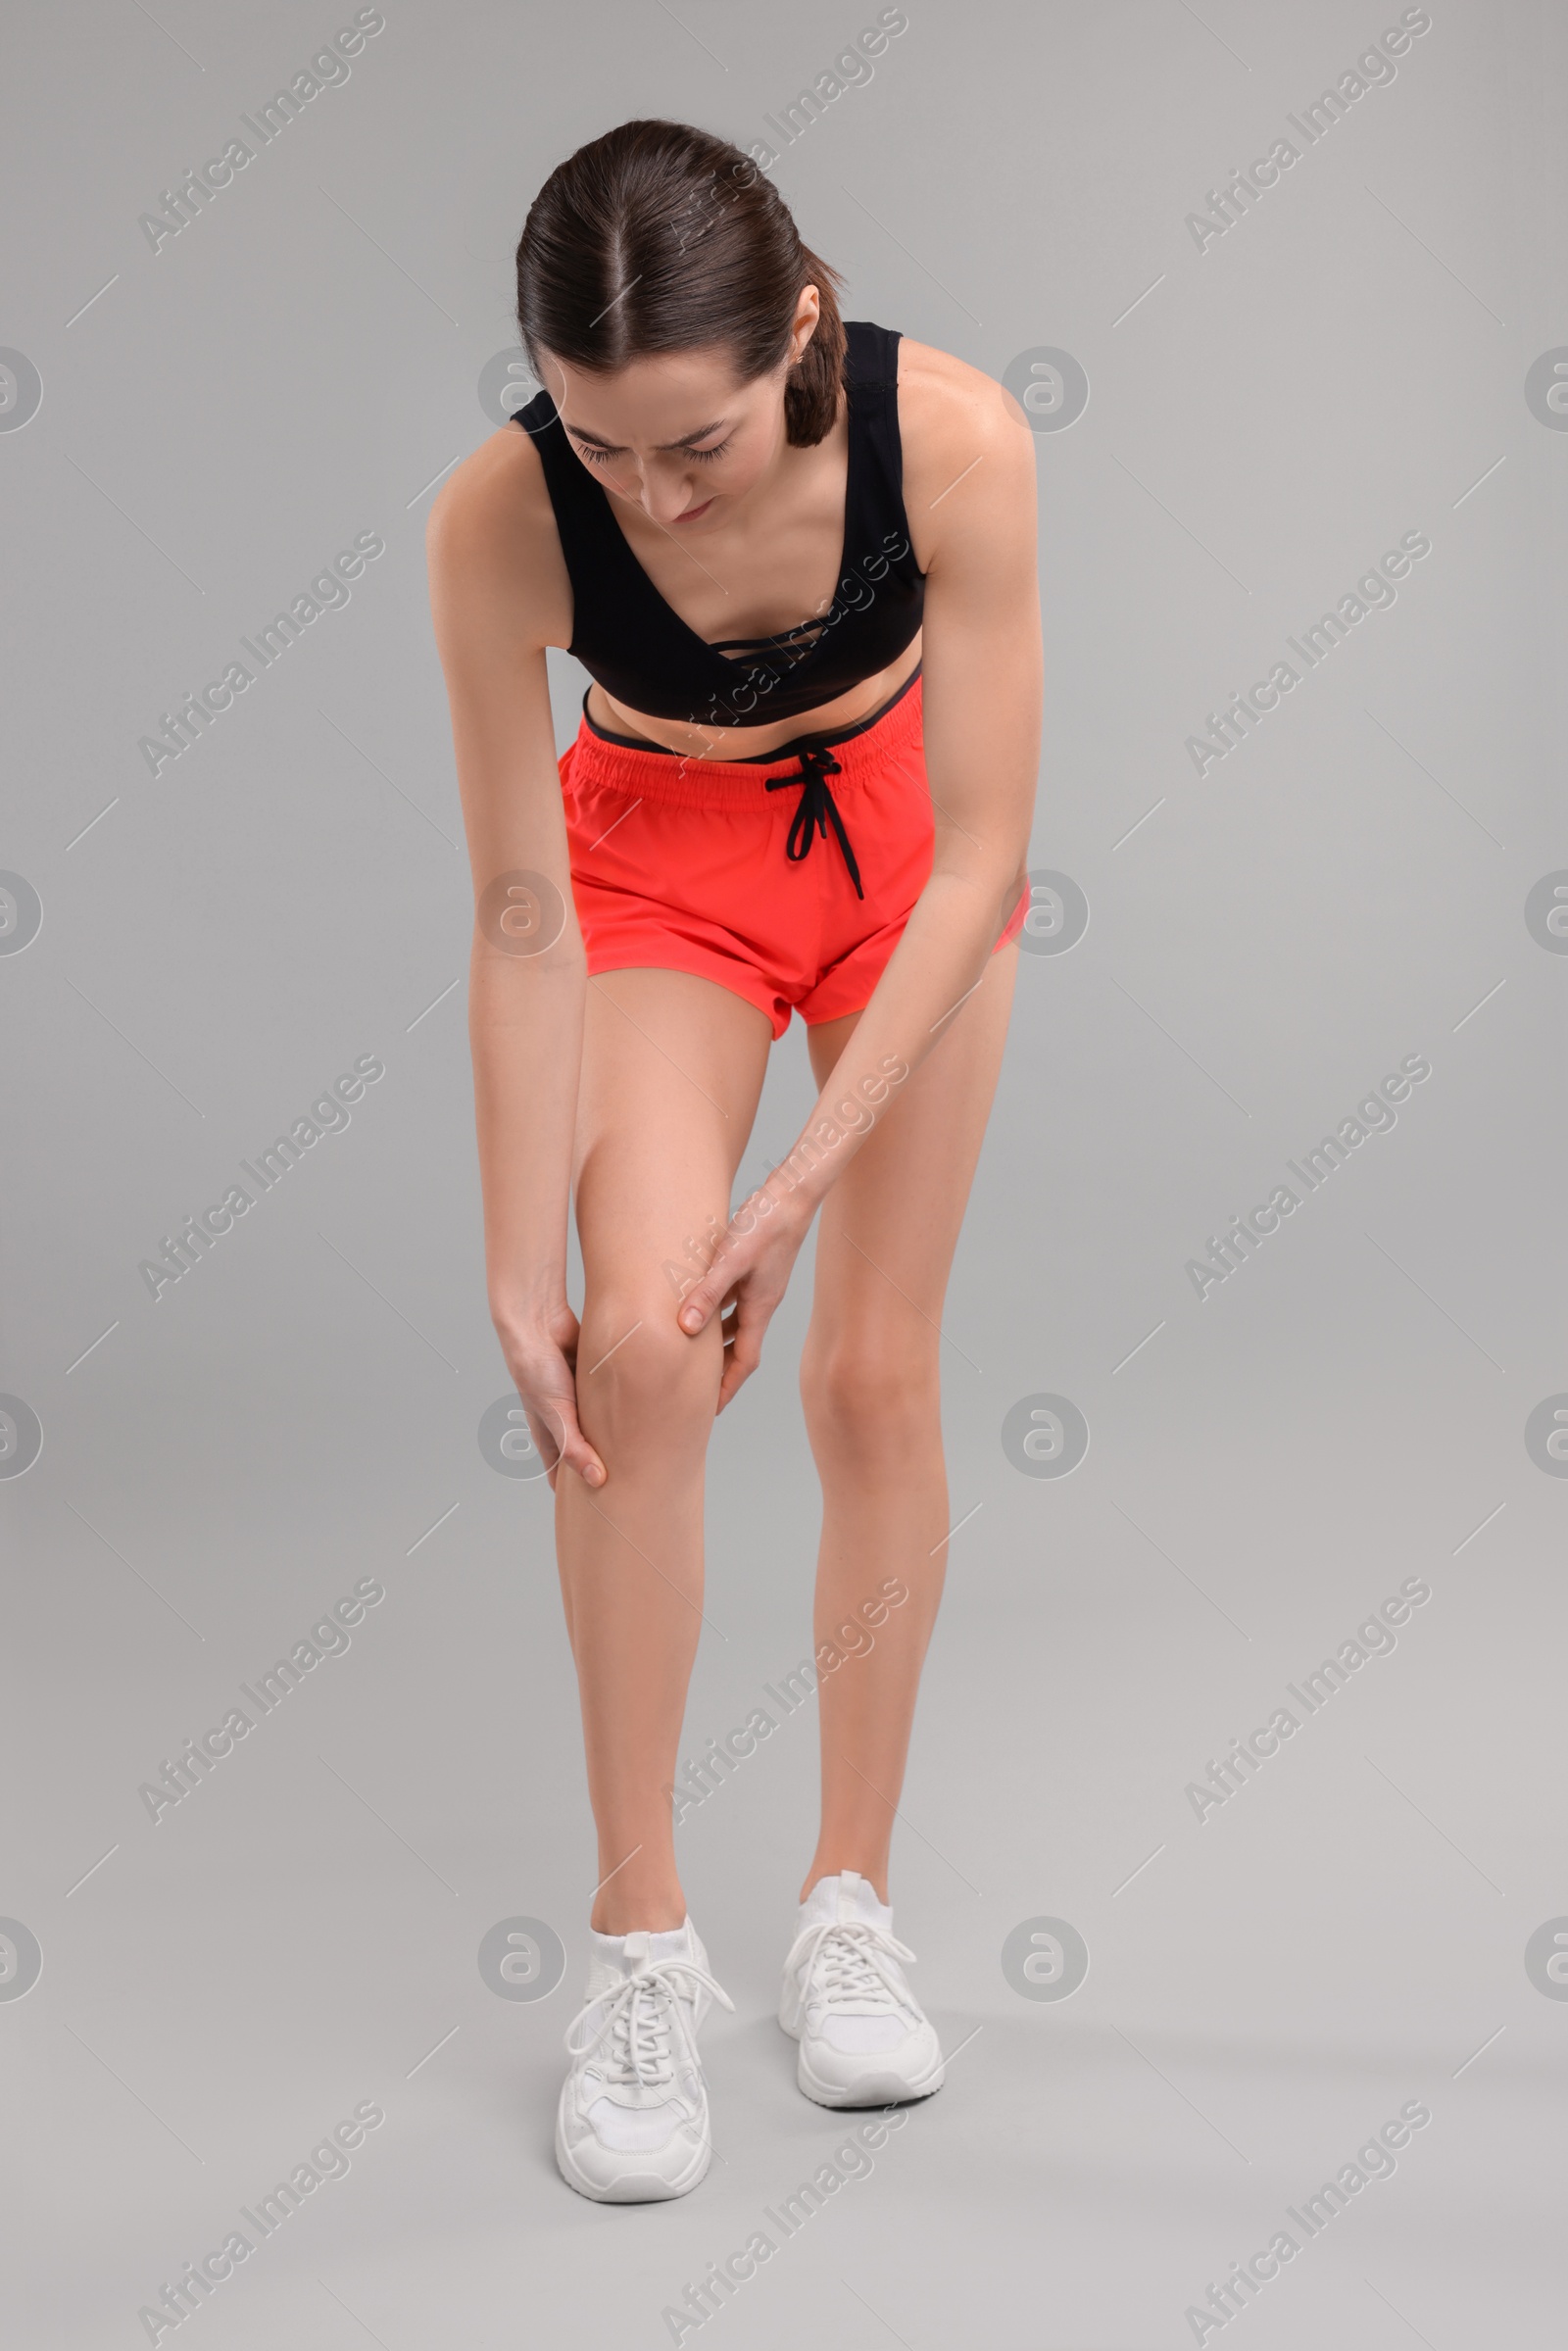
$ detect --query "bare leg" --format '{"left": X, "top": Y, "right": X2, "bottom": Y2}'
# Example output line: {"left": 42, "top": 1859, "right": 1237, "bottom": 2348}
{"left": 559, "top": 969, "right": 772, "bottom": 1933}
{"left": 798, "top": 943, "right": 1018, "bottom": 1903}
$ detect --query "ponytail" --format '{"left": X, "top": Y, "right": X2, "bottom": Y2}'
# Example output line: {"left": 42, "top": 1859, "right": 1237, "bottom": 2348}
{"left": 785, "top": 247, "right": 847, "bottom": 446}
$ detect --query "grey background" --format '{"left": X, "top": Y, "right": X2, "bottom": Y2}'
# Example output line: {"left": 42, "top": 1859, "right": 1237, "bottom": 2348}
{"left": 2, "top": 0, "right": 1564, "bottom": 2342}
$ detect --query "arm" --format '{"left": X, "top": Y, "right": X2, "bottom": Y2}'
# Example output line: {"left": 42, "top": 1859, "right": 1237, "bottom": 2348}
{"left": 426, "top": 435, "right": 607, "bottom": 1489}
{"left": 679, "top": 363, "right": 1042, "bottom": 1400}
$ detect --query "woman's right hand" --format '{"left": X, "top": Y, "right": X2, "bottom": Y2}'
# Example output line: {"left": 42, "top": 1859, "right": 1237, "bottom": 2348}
{"left": 493, "top": 1300, "right": 608, "bottom": 1492}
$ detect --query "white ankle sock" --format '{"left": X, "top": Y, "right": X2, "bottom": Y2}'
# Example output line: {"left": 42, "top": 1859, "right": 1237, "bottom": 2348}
{"left": 591, "top": 1920, "right": 694, "bottom": 1963}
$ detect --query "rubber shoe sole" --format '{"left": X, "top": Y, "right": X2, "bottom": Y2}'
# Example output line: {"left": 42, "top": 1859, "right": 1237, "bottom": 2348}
{"left": 554, "top": 2111, "right": 713, "bottom": 2203}
{"left": 780, "top": 2011, "right": 946, "bottom": 2109}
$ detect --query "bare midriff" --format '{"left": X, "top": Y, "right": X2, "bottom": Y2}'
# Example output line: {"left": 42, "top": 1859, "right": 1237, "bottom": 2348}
{"left": 584, "top": 635, "right": 923, "bottom": 759}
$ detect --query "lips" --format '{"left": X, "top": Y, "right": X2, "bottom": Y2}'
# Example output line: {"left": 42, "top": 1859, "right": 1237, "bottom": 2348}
{"left": 674, "top": 498, "right": 714, "bottom": 524}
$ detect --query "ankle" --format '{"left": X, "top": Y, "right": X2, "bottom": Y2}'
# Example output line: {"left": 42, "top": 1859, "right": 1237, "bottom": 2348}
{"left": 799, "top": 1861, "right": 890, "bottom": 1906}
{"left": 591, "top": 1888, "right": 688, "bottom": 1935}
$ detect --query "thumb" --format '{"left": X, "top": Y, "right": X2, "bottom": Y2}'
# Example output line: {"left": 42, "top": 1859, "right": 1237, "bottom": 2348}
{"left": 681, "top": 1192, "right": 775, "bottom": 1331}
{"left": 539, "top": 1396, "right": 607, "bottom": 1489}
{"left": 678, "top": 1268, "right": 728, "bottom": 1335}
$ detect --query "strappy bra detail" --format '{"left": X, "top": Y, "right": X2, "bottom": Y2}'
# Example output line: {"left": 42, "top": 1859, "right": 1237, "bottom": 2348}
{"left": 514, "top": 320, "right": 925, "bottom": 731}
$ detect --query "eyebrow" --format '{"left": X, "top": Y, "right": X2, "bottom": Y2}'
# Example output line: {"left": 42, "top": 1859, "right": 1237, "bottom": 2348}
{"left": 564, "top": 416, "right": 729, "bottom": 453}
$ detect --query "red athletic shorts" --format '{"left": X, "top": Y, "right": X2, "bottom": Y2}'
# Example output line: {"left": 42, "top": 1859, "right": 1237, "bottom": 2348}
{"left": 558, "top": 671, "right": 1027, "bottom": 1040}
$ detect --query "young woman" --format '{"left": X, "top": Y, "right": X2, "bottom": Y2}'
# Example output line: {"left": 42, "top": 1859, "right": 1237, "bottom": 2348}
{"left": 428, "top": 119, "right": 1040, "bottom": 2203}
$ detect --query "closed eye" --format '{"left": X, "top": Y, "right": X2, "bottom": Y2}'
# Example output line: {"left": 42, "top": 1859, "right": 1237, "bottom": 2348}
{"left": 574, "top": 438, "right": 732, "bottom": 466}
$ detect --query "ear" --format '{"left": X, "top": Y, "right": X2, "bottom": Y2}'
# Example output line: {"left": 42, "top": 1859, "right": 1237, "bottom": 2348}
{"left": 789, "top": 283, "right": 822, "bottom": 365}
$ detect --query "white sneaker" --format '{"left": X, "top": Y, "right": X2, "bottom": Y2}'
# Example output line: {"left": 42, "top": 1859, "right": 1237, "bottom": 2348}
{"left": 555, "top": 1920, "right": 733, "bottom": 2202}
{"left": 779, "top": 1871, "right": 945, "bottom": 2108}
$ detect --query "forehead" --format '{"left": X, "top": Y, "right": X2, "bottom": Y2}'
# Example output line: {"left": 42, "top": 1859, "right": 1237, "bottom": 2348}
{"left": 545, "top": 346, "right": 756, "bottom": 444}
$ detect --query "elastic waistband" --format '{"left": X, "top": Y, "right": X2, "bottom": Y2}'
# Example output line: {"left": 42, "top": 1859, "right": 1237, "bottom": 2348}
{"left": 566, "top": 668, "right": 923, "bottom": 810}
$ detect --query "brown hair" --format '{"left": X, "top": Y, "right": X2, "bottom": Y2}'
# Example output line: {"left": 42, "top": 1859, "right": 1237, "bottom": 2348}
{"left": 515, "top": 119, "right": 847, "bottom": 447}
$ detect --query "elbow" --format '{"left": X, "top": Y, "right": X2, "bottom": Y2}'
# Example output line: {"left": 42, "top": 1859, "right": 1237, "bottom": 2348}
{"left": 998, "top": 860, "right": 1030, "bottom": 944}
{"left": 923, "top": 854, "right": 1029, "bottom": 945}
{"left": 468, "top": 921, "right": 586, "bottom": 1002}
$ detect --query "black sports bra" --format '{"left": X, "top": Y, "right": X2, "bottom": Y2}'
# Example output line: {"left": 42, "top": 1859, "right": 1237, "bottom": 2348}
{"left": 514, "top": 319, "right": 925, "bottom": 731}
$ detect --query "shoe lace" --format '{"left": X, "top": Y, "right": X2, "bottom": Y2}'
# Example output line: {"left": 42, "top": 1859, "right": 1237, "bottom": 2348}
{"left": 784, "top": 1917, "right": 917, "bottom": 2012}
{"left": 564, "top": 1955, "right": 734, "bottom": 2091}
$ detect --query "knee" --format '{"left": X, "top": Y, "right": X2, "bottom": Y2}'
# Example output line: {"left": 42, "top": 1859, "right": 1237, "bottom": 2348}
{"left": 801, "top": 1330, "right": 941, "bottom": 1457}
{"left": 578, "top": 1295, "right": 719, "bottom": 1456}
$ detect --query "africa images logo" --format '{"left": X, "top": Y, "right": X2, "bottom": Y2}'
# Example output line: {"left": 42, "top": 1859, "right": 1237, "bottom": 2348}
{"left": 0, "top": 348, "right": 44, "bottom": 432}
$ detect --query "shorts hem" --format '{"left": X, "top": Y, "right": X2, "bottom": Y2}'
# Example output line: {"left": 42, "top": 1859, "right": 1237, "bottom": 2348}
{"left": 800, "top": 887, "right": 1027, "bottom": 1029}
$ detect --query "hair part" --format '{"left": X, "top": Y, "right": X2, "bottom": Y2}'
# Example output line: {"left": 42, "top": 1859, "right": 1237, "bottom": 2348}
{"left": 516, "top": 119, "right": 847, "bottom": 447}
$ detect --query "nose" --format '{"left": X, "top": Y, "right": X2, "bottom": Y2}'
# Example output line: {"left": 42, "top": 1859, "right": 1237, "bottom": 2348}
{"left": 638, "top": 457, "right": 705, "bottom": 526}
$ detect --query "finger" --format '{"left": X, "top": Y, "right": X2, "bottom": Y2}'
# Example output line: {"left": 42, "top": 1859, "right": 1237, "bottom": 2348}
{"left": 678, "top": 1244, "right": 749, "bottom": 1334}
{"left": 679, "top": 1189, "right": 784, "bottom": 1332}
{"left": 522, "top": 1407, "right": 563, "bottom": 1477}
{"left": 535, "top": 1395, "right": 608, "bottom": 1490}
{"left": 715, "top": 1347, "right": 758, "bottom": 1412}
{"left": 715, "top": 1295, "right": 771, "bottom": 1412}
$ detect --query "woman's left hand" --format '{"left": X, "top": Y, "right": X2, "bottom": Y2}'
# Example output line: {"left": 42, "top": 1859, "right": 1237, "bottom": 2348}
{"left": 676, "top": 1184, "right": 812, "bottom": 1411}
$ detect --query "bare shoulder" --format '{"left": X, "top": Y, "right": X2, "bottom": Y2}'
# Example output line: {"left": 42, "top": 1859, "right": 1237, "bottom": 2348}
{"left": 426, "top": 421, "right": 571, "bottom": 654}
{"left": 893, "top": 336, "right": 1036, "bottom": 566}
